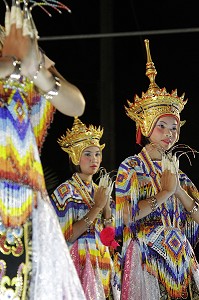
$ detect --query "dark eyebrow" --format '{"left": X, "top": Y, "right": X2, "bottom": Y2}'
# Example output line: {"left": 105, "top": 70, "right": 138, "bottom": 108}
{"left": 158, "top": 120, "right": 178, "bottom": 126}
{"left": 83, "top": 150, "right": 101, "bottom": 154}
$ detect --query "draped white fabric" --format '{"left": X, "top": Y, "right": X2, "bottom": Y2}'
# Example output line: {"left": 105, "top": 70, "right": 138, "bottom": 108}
{"left": 30, "top": 195, "right": 86, "bottom": 300}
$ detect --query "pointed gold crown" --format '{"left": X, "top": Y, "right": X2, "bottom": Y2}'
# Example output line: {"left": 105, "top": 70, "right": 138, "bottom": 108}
{"left": 58, "top": 116, "right": 105, "bottom": 165}
{"left": 125, "top": 39, "right": 187, "bottom": 138}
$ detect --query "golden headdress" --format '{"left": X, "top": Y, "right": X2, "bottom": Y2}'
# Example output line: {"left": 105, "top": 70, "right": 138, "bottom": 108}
{"left": 125, "top": 39, "right": 187, "bottom": 142}
{"left": 58, "top": 116, "right": 105, "bottom": 165}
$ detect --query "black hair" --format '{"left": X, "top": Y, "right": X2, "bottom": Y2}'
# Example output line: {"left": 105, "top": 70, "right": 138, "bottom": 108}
{"left": 69, "top": 158, "right": 81, "bottom": 174}
{"left": 135, "top": 135, "right": 150, "bottom": 154}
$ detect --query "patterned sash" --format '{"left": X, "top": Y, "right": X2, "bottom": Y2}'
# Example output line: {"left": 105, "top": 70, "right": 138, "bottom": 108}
{"left": 72, "top": 173, "right": 97, "bottom": 209}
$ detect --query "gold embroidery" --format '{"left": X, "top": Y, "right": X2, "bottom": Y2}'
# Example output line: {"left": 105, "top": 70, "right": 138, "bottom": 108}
{"left": 0, "top": 263, "right": 25, "bottom": 298}
{"left": 0, "top": 221, "right": 24, "bottom": 257}
{"left": 0, "top": 220, "right": 32, "bottom": 299}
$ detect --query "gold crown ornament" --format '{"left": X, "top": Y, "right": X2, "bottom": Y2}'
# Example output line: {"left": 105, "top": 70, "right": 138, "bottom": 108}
{"left": 58, "top": 116, "right": 105, "bottom": 165}
{"left": 125, "top": 39, "right": 187, "bottom": 143}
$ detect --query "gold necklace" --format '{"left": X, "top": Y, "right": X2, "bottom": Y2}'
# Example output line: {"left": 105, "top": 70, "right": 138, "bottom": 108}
{"left": 72, "top": 173, "right": 96, "bottom": 208}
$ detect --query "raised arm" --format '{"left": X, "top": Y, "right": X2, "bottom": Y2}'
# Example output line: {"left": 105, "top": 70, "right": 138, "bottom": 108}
{"left": 0, "top": 2, "right": 85, "bottom": 117}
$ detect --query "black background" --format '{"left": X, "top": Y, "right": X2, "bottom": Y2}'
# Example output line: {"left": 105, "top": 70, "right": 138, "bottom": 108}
{"left": 28, "top": 0, "right": 199, "bottom": 190}
{"left": 1, "top": 1, "right": 199, "bottom": 257}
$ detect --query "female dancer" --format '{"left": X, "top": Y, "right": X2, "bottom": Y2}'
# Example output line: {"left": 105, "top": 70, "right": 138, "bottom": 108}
{"left": 51, "top": 117, "right": 120, "bottom": 300}
{"left": 0, "top": 2, "right": 86, "bottom": 299}
{"left": 115, "top": 39, "right": 199, "bottom": 300}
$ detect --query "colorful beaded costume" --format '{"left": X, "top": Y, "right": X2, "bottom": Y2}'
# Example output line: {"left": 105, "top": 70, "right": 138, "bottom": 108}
{"left": 0, "top": 1, "right": 86, "bottom": 298}
{"left": 51, "top": 172, "right": 118, "bottom": 300}
{"left": 51, "top": 117, "right": 120, "bottom": 300}
{"left": 0, "top": 76, "right": 86, "bottom": 299}
{"left": 114, "top": 39, "right": 199, "bottom": 299}
{"left": 115, "top": 147, "right": 199, "bottom": 299}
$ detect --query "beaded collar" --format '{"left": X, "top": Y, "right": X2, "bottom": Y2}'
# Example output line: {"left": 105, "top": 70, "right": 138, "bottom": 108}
{"left": 72, "top": 173, "right": 96, "bottom": 208}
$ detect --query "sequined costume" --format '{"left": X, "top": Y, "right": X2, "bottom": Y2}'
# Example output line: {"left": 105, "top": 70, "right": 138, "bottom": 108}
{"left": 51, "top": 172, "right": 120, "bottom": 300}
{"left": 115, "top": 147, "right": 199, "bottom": 300}
{"left": 0, "top": 78, "right": 86, "bottom": 300}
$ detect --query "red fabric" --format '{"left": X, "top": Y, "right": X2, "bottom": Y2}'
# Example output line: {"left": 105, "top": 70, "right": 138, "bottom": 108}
{"left": 100, "top": 227, "right": 120, "bottom": 249}
{"left": 136, "top": 127, "right": 142, "bottom": 145}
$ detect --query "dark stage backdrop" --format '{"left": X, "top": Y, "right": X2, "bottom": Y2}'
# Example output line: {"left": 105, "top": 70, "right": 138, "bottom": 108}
{"left": 31, "top": 0, "right": 199, "bottom": 191}
{"left": 0, "top": 0, "right": 199, "bottom": 257}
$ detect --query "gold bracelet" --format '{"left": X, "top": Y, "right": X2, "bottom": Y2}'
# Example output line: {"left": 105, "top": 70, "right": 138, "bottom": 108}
{"left": 148, "top": 196, "right": 158, "bottom": 212}
{"left": 189, "top": 202, "right": 198, "bottom": 214}
{"left": 83, "top": 215, "right": 93, "bottom": 229}
{"left": 42, "top": 75, "right": 61, "bottom": 100}
{"left": 103, "top": 215, "right": 114, "bottom": 225}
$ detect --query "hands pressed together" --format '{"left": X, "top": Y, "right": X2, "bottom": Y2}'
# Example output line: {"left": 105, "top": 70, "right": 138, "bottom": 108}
{"left": 161, "top": 155, "right": 199, "bottom": 222}
{"left": 69, "top": 175, "right": 114, "bottom": 243}
{"left": 0, "top": 1, "right": 85, "bottom": 117}
{"left": 160, "top": 154, "right": 182, "bottom": 197}
{"left": 2, "top": 1, "right": 41, "bottom": 79}
{"left": 161, "top": 170, "right": 179, "bottom": 197}
{"left": 94, "top": 172, "right": 114, "bottom": 211}
{"left": 94, "top": 186, "right": 110, "bottom": 210}
{"left": 136, "top": 153, "right": 198, "bottom": 220}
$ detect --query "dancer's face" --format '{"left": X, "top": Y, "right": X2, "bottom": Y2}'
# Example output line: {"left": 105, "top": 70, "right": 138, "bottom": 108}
{"left": 79, "top": 146, "right": 102, "bottom": 176}
{"left": 149, "top": 115, "right": 179, "bottom": 151}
